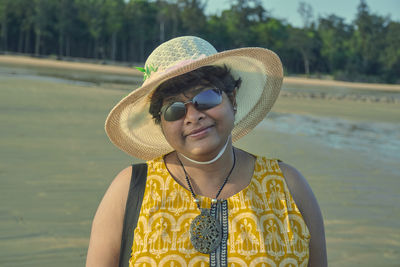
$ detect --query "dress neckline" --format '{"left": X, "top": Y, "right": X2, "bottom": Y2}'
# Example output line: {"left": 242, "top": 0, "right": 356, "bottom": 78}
{"left": 160, "top": 154, "right": 259, "bottom": 201}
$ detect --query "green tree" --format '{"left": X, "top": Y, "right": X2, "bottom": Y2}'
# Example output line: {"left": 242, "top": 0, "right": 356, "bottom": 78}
{"left": 381, "top": 21, "right": 400, "bottom": 83}
{"left": 287, "top": 27, "right": 314, "bottom": 75}
{"left": 76, "top": 0, "right": 107, "bottom": 59}
{"left": 177, "top": 0, "right": 207, "bottom": 36}
{"left": 156, "top": 0, "right": 179, "bottom": 42}
{"left": 13, "top": 0, "right": 35, "bottom": 53}
{"left": 124, "top": 0, "right": 158, "bottom": 62}
{"left": 103, "top": 0, "right": 124, "bottom": 60}
{"left": 298, "top": 1, "right": 313, "bottom": 29}
{"left": 205, "top": 14, "right": 231, "bottom": 51}
{"left": 217, "top": 0, "right": 268, "bottom": 48}
{"left": 0, "top": 0, "right": 16, "bottom": 51}
{"left": 56, "top": 0, "right": 80, "bottom": 57}
{"left": 0, "top": 0, "right": 397, "bottom": 83}
{"left": 33, "top": 0, "right": 57, "bottom": 55}
{"left": 318, "top": 15, "right": 353, "bottom": 73}
{"left": 0, "top": 0, "right": 8, "bottom": 50}
{"left": 292, "top": 1, "right": 319, "bottom": 75}
{"left": 350, "top": 0, "right": 388, "bottom": 78}
{"left": 250, "top": 18, "right": 288, "bottom": 51}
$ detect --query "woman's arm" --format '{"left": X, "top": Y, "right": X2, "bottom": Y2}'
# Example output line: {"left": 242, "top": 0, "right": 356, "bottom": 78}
{"left": 279, "top": 161, "right": 327, "bottom": 267}
{"left": 86, "top": 166, "right": 132, "bottom": 267}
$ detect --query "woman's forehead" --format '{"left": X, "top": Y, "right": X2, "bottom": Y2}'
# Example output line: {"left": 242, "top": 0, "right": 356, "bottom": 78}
{"left": 163, "top": 85, "right": 212, "bottom": 103}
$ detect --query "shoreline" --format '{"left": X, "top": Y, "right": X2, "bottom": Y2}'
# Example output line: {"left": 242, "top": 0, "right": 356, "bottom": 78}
{"left": 284, "top": 76, "right": 400, "bottom": 92}
{"left": 1, "top": 54, "right": 400, "bottom": 92}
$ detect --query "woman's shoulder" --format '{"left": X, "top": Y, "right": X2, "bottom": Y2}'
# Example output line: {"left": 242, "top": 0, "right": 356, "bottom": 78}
{"left": 251, "top": 156, "right": 311, "bottom": 199}
{"left": 111, "top": 165, "right": 133, "bottom": 190}
{"left": 277, "top": 161, "right": 327, "bottom": 266}
{"left": 109, "top": 165, "right": 133, "bottom": 203}
{"left": 86, "top": 165, "right": 133, "bottom": 266}
{"left": 276, "top": 161, "right": 313, "bottom": 205}
{"left": 277, "top": 161, "right": 305, "bottom": 185}
{"left": 93, "top": 164, "right": 134, "bottom": 223}
{"left": 99, "top": 166, "right": 134, "bottom": 208}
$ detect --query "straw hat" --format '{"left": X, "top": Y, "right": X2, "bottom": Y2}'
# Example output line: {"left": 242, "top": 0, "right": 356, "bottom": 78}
{"left": 105, "top": 36, "right": 283, "bottom": 160}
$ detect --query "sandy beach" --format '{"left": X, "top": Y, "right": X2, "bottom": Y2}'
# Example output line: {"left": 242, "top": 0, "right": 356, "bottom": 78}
{"left": 1, "top": 55, "right": 399, "bottom": 266}
{"left": 2, "top": 54, "right": 400, "bottom": 91}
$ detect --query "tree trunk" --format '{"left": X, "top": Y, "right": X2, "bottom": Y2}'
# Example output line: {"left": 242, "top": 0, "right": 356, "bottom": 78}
{"left": 139, "top": 37, "right": 144, "bottom": 63}
{"left": 35, "top": 30, "right": 41, "bottom": 56}
{"left": 99, "top": 39, "right": 106, "bottom": 60}
{"left": 1, "top": 13, "right": 7, "bottom": 51}
{"left": 172, "top": 15, "right": 178, "bottom": 36}
{"left": 160, "top": 20, "right": 165, "bottom": 43}
{"left": 59, "top": 32, "right": 64, "bottom": 57}
{"left": 301, "top": 49, "right": 310, "bottom": 76}
{"left": 121, "top": 37, "right": 127, "bottom": 62}
{"left": 139, "top": 28, "right": 144, "bottom": 63}
{"left": 88, "top": 40, "right": 92, "bottom": 59}
{"left": 66, "top": 35, "right": 70, "bottom": 57}
{"left": 25, "top": 29, "right": 31, "bottom": 54}
{"left": 94, "top": 39, "right": 98, "bottom": 59}
{"left": 130, "top": 37, "right": 135, "bottom": 62}
{"left": 18, "top": 27, "right": 24, "bottom": 53}
{"left": 111, "top": 31, "right": 117, "bottom": 60}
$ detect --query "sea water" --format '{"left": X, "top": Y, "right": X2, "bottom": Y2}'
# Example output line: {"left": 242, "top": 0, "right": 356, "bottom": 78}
{"left": 261, "top": 112, "right": 400, "bottom": 162}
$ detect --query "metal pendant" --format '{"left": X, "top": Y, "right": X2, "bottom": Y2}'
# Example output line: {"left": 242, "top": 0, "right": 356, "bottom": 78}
{"left": 190, "top": 208, "right": 222, "bottom": 254}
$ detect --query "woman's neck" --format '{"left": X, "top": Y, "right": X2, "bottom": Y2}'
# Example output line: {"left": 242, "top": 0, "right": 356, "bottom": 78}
{"left": 178, "top": 135, "right": 231, "bottom": 165}
{"left": 165, "top": 148, "right": 255, "bottom": 199}
{"left": 178, "top": 141, "right": 234, "bottom": 171}
{"left": 168, "top": 144, "right": 236, "bottom": 197}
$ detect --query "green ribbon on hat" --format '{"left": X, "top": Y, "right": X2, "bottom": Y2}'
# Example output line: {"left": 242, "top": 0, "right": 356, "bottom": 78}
{"left": 135, "top": 65, "right": 158, "bottom": 81}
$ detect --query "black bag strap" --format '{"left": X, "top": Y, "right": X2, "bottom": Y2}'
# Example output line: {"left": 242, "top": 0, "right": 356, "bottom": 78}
{"left": 118, "top": 163, "right": 148, "bottom": 267}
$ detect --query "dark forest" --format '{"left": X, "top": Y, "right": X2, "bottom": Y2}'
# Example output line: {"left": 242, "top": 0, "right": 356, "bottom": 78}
{"left": 1, "top": 0, "right": 399, "bottom": 83}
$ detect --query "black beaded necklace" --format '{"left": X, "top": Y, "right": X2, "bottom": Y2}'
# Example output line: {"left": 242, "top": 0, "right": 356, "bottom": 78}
{"left": 177, "top": 148, "right": 236, "bottom": 254}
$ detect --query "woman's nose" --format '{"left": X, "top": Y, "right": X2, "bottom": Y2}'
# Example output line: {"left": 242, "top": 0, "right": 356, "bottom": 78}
{"left": 184, "top": 103, "right": 204, "bottom": 123}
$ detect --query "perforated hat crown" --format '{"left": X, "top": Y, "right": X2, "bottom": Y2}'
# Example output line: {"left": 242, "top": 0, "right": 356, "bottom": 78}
{"left": 105, "top": 36, "right": 283, "bottom": 160}
{"left": 141, "top": 36, "right": 217, "bottom": 84}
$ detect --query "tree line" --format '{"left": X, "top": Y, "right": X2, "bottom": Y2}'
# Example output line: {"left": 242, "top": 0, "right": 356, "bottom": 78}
{"left": 0, "top": 0, "right": 399, "bottom": 83}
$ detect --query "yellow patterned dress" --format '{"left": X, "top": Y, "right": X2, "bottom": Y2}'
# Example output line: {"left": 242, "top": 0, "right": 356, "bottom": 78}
{"left": 129, "top": 156, "right": 310, "bottom": 267}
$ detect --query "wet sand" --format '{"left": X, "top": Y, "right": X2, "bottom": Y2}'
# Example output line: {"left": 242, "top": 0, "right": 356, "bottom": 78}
{"left": 1, "top": 56, "right": 399, "bottom": 266}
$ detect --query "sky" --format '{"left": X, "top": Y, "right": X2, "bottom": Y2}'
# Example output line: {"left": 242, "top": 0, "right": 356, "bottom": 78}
{"left": 205, "top": 0, "right": 400, "bottom": 27}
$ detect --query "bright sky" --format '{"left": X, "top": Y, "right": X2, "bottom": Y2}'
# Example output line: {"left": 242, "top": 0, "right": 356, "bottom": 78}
{"left": 205, "top": 0, "right": 400, "bottom": 26}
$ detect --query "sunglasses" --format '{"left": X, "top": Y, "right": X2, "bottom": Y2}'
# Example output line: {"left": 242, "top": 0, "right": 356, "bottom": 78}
{"left": 160, "top": 88, "right": 223, "bottom": 121}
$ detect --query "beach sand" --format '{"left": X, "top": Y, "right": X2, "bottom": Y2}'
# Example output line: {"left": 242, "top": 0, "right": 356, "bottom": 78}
{"left": 2, "top": 54, "right": 400, "bottom": 91}
{"left": 1, "top": 55, "right": 399, "bottom": 266}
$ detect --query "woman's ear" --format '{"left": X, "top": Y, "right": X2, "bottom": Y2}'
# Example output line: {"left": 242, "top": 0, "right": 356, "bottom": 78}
{"left": 159, "top": 121, "right": 165, "bottom": 135}
{"left": 231, "top": 89, "right": 237, "bottom": 113}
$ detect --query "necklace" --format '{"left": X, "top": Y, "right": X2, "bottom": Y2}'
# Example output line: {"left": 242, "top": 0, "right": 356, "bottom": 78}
{"left": 178, "top": 135, "right": 231, "bottom": 165}
{"left": 177, "top": 148, "right": 236, "bottom": 254}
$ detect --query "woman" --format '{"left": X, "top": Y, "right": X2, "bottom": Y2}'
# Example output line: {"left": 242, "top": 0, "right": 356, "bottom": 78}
{"left": 86, "top": 36, "right": 327, "bottom": 266}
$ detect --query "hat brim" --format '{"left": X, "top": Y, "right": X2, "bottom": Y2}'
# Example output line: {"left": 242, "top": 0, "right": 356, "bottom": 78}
{"left": 105, "top": 47, "right": 283, "bottom": 160}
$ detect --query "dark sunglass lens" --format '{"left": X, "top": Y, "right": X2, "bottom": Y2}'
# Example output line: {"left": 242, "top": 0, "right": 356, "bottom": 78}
{"left": 193, "top": 89, "right": 222, "bottom": 110}
{"left": 164, "top": 102, "right": 186, "bottom": 121}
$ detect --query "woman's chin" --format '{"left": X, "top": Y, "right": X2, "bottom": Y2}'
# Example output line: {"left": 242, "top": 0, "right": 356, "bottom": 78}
{"left": 181, "top": 140, "right": 227, "bottom": 161}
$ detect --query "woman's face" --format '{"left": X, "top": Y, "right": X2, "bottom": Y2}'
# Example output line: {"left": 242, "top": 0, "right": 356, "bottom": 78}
{"left": 160, "top": 86, "right": 235, "bottom": 161}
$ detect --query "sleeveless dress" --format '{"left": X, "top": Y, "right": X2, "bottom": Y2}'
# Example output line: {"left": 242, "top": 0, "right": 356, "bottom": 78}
{"left": 129, "top": 156, "right": 310, "bottom": 267}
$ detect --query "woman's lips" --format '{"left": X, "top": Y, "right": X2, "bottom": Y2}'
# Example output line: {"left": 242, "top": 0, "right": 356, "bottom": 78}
{"left": 186, "top": 126, "right": 213, "bottom": 138}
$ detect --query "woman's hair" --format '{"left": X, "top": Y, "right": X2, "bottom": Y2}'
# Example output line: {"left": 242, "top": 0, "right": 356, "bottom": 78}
{"left": 149, "top": 65, "right": 242, "bottom": 124}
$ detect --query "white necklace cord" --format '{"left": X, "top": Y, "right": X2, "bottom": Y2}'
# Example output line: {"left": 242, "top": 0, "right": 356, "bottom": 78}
{"left": 178, "top": 135, "right": 231, "bottom": 165}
